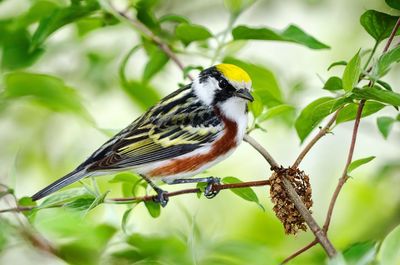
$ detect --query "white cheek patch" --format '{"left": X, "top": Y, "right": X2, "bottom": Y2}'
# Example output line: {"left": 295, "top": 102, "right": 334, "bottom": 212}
{"left": 219, "top": 97, "right": 248, "bottom": 143}
{"left": 193, "top": 78, "right": 217, "bottom": 105}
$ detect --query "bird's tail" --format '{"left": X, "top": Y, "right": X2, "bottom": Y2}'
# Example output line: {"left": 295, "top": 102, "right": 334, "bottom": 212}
{"left": 31, "top": 169, "right": 87, "bottom": 201}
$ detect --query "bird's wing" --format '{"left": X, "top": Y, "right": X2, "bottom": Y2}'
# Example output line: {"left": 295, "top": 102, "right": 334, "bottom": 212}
{"left": 80, "top": 86, "right": 224, "bottom": 172}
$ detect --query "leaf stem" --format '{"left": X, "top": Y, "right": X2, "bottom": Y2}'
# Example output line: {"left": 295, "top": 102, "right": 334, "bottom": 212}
{"left": 363, "top": 41, "right": 378, "bottom": 70}
{"left": 211, "top": 13, "right": 237, "bottom": 64}
{"left": 118, "top": 45, "right": 141, "bottom": 86}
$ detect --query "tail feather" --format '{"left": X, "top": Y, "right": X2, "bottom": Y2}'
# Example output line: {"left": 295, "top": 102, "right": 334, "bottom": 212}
{"left": 31, "top": 169, "right": 87, "bottom": 201}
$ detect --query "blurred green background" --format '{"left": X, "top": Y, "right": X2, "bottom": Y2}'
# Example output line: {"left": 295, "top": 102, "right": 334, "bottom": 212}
{"left": 0, "top": 0, "right": 400, "bottom": 264}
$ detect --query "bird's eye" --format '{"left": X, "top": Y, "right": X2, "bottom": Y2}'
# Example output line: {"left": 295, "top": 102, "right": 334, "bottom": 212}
{"left": 218, "top": 79, "right": 230, "bottom": 89}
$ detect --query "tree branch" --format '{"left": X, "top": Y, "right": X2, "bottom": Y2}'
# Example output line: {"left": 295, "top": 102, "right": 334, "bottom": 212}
{"left": 244, "top": 135, "right": 337, "bottom": 257}
{"left": 0, "top": 180, "right": 270, "bottom": 213}
{"left": 292, "top": 110, "right": 340, "bottom": 169}
{"left": 108, "top": 179, "right": 270, "bottom": 203}
{"left": 281, "top": 178, "right": 336, "bottom": 257}
{"left": 383, "top": 18, "right": 400, "bottom": 53}
{"left": 322, "top": 100, "right": 365, "bottom": 231}
{"left": 243, "top": 134, "right": 279, "bottom": 168}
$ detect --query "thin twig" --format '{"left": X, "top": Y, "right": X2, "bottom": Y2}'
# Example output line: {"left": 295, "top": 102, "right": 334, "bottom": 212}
{"left": 0, "top": 206, "right": 36, "bottom": 213}
{"left": 280, "top": 239, "right": 318, "bottom": 264}
{"left": 323, "top": 100, "right": 365, "bottom": 231}
{"left": 383, "top": 18, "right": 400, "bottom": 53}
{"left": 292, "top": 110, "right": 340, "bottom": 169}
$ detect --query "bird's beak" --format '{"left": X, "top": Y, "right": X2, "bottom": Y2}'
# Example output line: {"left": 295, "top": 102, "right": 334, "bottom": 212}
{"left": 235, "top": 89, "right": 254, "bottom": 102}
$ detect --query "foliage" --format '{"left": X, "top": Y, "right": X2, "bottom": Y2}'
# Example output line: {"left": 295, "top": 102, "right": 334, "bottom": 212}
{"left": 0, "top": 0, "right": 400, "bottom": 264}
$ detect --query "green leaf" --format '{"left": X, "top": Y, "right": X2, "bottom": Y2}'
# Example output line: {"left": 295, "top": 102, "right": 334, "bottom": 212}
{"left": 18, "top": 1, "right": 60, "bottom": 27}
{"left": 327, "top": 60, "right": 347, "bottom": 71}
{"left": 376, "top": 80, "right": 393, "bottom": 91}
{"left": 109, "top": 172, "right": 143, "bottom": 197}
{"left": 176, "top": 23, "right": 212, "bottom": 46}
{"left": 39, "top": 209, "right": 116, "bottom": 265}
{"left": 385, "top": 0, "right": 400, "bottom": 10}
{"left": 336, "top": 101, "right": 386, "bottom": 124}
{"left": 83, "top": 191, "right": 109, "bottom": 212}
{"left": 374, "top": 45, "right": 400, "bottom": 78}
{"left": 222, "top": 177, "right": 263, "bottom": 209}
{"left": 18, "top": 197, "right": 36, "bottom": 207}
{"left": 109, "top": 172, "right": 141, "bottom": 183}
{"left": 377, "top": 116, "right": 396, "bottom": 139}
{"left": 196, "top": 182, "right": 208, "bottom": 198}
{"left": 0, "top": 218, "right": 13, "bottom": 252}
{"left": 31, "top": 1, "right": 99, "bottom": 50}
{"left": 232, "top": 24, "right": 329, "bottom": 49}
{"left": 248, "top": 94, "right": 264, "bottom": 118}
{"left": 121, "top": 233, "right": 189, "bottom": 263}
{"left": 223, "top": 57, "right": 283, "bottom": 107}
{"left": 280, "top": 25, "right": 330, "bottom": 49}
{"left": 143, "top": 46, "right": 169, "bottom": 82}
{"left": 327, "top": 254, "right": 347, "bottom": 265}
{"left": 121, "top": 80, "right": 161, "bottom": 110}
{"left": 39, "top": 188, "right": 95, "bottom": 209}
{"left": 323, "top": 76, "right": 343, "bottom": 91}
{"left": 63, "top": 197, "right": 96, "bottom": 211}
{"left": 347, "top": 156, "right": 375, "bottom": 173}
{"left": 182, "top": 65, "right": 204, "bottom": 80}
{"left": 353, "top": 86, "right": 400, "bottom": 106}
{"left": 342, "top": 51, "right": 361, "bottom": 92}
{"left": 135, "top": 0, "right": 160, "bottom": 32}
{"left": 158, "top": 14, "right": 190, "bottom": 24}
{"left": 4, "top": 72, "right": 91, "bottom": 119}
{"left": 295, "top": 97, "right": 339, "bottom": 142}
{"left": 257, "top": 104, "right": 295, "bottom": 122}
{"left": 360, "top": 10, "right": 400, "bottom": 44}
{"left": 121, "top": 207, "right": 135, "bottom": 234}
{"left": 224, "top": 0, "right": 255, "bottom": 14}
{"left": 118, "top": 45, "right": 160, "bottom": 110}
{"left": 75, "top": 17, "right": 103, "bottom": 37}
{"left": 343, "top": 241, "right": 376, "bottom": 265}
{"left": 1, "top": 29, "right": 43, "bottom": 70}
{"left": 144, "top": 201, "right": 161, "bottom": 218}
{"left": 379, "top": 225, "right": 400, "bottom": 265}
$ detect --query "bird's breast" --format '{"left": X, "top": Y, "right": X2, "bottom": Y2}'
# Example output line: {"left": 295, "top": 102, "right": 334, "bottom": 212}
{"left": 147, "top": 110, "right": 239, "bottom": 177}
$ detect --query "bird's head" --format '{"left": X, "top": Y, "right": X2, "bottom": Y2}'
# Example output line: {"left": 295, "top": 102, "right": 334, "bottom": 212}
{"left": 194, "top": 64, "right": 253, "bottom": 106}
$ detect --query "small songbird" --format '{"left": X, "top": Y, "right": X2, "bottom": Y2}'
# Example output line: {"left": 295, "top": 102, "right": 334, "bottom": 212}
{"left": 31, "top": 64, "right": 254, "bottom": 206}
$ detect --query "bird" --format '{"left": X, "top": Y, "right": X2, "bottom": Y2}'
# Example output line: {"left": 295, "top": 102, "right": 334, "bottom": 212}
{"left": 31, "top": 64, "right": 254, "bottom": 207}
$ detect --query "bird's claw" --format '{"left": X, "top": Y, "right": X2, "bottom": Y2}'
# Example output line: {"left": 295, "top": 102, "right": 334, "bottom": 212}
{"left": 153, "top": 188, "right": 169, "bottom": 207}
{"left": 204, "top": 177, "right": 221, "bottom": 199}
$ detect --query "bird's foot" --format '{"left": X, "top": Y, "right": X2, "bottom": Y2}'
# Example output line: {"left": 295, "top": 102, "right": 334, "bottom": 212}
{"left": 204, "top": 177, "right": 221, "bottom": 199}
{"left": 153, "top": 188, "right": 169, "bottom": 207}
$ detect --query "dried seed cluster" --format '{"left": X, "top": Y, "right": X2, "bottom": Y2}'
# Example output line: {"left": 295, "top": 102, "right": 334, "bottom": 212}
{"left": 269, "top": 167, "right": 313, "bottom": 235}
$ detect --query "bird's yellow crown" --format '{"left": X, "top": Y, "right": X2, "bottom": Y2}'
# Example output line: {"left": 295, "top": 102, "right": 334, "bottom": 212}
{"left": 216, "top": 64, "right": 251, "bottom": 83}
